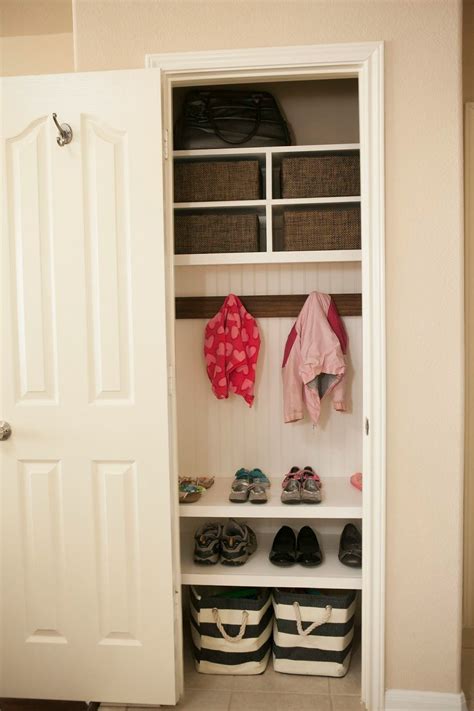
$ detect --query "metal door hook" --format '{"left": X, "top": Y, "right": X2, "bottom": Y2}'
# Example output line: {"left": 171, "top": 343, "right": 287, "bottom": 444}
{"left": 52, "top": 113, "right": 73, "bottom": 146}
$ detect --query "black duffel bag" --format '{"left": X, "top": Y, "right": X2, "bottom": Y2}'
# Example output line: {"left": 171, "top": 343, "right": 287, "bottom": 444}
{"left": 174, "top": 90, "right": 291, "bottom": 149}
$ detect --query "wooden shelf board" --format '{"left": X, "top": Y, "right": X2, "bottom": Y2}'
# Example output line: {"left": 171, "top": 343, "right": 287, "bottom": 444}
{"left": 174, "top": 249, "right": 362, "bottom": 266}
{"left": 176, "top": 293, "right": 361, "bottom": 319}
{"left": 181, "top": 532, "right": 362, "bottom": 589}
{"left": 179, "top": 476, "right": 362, "bottom": 519}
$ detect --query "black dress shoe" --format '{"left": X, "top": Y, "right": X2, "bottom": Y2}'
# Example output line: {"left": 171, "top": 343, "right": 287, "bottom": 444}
{"left": 338, "top": 523, "right": 362, "bottom": 567}
{"left": 269, "top": 526, "right": 296, "bottom": 567}
{"left": 296, "top": 526, "right": 323, "bottom": 567}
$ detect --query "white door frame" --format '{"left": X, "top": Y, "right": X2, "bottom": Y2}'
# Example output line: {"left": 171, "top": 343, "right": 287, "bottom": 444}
{"left": 147, "top": 42, "right": 386, "bottom": 711}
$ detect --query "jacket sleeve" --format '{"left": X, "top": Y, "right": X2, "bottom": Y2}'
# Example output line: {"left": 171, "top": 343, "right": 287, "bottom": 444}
{"left": 282, "top": 324, "right": 304, "bottom": 423}
{"left": 327, "top": 297, "right": 348, "bottom": 411}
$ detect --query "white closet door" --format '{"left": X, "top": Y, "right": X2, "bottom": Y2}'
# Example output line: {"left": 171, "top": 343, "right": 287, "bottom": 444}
{"left": 1, "top": 70, "right": 178, "bottom": 705}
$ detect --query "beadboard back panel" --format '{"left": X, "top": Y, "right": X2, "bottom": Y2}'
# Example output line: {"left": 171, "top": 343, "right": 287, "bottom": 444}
{"left": 174, "top": 263, "right": 362, "bottom": 479}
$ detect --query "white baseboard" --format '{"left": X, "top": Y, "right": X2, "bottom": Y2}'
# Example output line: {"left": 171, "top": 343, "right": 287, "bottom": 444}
{"left": 385, "top": 689, "right": 468, "bottom": 711}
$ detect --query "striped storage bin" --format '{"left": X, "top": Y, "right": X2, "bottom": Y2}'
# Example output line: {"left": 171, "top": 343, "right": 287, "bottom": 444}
{"left": 190, "top": 586, "right": 272, "bottom": 675}
{"left": 272, "top": 588, "right": 357, "bottom": 677}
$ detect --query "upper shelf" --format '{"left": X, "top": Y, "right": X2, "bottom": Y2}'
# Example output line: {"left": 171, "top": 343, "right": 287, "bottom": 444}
{"left": 173, "top": 143, "right": 361, "bottom": 158}
{"left": 174, "top": 250, "right": 362, "bottom": 266}
{"left": 174, "top": 196, "right": 360, "bottom": 210}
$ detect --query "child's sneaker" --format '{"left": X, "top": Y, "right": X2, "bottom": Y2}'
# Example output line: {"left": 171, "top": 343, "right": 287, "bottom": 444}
{"left": 220, "top": 519, "right": 257, "bottom": 566}
{"left": 301, "top": 466, "right": 322, "bottom": 504}
{"left": 193, "top": 522, "right": 222, "bottom": 565}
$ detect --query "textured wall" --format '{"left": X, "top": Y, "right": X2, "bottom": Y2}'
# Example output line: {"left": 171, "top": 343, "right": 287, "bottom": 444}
{"left": 74, "top": 0, "right": 468, "bottom": 696}
{"left": 0, "top": 0, "right": 72, "bottom": 37}
{"left": 0, "top": 32, "right": 74, "bottom": 75}
{"left": 0, "top": 0, "right": 73, "bottom": 76}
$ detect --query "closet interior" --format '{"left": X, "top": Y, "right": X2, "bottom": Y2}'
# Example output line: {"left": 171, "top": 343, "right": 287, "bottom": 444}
{"left": 172, "top": 77, "right": 363, "bottom": 695}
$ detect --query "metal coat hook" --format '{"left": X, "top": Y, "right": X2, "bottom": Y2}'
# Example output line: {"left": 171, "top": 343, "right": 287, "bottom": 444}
{"left": 52, "top": 113, "right": 73, "bottom": 147}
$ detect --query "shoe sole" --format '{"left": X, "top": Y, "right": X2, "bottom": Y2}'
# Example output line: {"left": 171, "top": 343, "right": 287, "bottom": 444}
{"left": 269, "top": 559, "right": 295, "bottom": 567}
{"left": 298, "top": 560, "right": 323, "bottom": 567}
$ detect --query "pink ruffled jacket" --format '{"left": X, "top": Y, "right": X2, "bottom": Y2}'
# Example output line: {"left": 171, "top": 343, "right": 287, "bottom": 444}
{"left": 282, "top": 291, "right": 348, "bottom": 425}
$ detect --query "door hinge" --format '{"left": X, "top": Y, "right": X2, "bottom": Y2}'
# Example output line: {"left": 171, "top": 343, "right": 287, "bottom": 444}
{"left": 163, "top": 128, "right": 169, "bottom": 160}
{"left": 365, "top": 417, "right": 370, "bottom": 436}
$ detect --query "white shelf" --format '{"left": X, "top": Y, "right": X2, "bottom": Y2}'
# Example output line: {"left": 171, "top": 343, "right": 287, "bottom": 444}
{"left": 179, "top": 476, "right": 362, "bottom": 519}
{"left": 272, "top": 196, "right": 360, "bottom": 206}
{"left": 173, "top": 143, "right": 360, "bottom": 158}
{"left": 174, "top": 200, "right": 266, "bottom": 209}
{"left": 174, "top": 249, "right": 362, "bottom": 266}
{"left": 174, "top": 197, "right": 360, "bottom": 210}
{"left": 181, "top": 532, "right": 362, "bottom": 589}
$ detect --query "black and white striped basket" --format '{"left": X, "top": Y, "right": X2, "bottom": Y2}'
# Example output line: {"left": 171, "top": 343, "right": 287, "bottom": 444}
{"left": 272, "top": 588, "right": 357, "bottom": 677}
{"left": 190, "top": 586, "right": 272, "bottom": 675}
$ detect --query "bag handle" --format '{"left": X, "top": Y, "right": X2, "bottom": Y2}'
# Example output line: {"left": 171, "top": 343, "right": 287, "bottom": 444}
{"left": 293, "top": 602, "right": 332, "bottom": 637}
{"left": 208, "top": 96, "right": 262, "bottom": 145}
{"left": 212, "top": 607, "right": 249, "bottom": 642}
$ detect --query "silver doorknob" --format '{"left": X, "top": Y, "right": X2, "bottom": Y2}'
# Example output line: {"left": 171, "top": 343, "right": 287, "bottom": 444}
{"left": 0, "top": 421, "right": 12, "bottom": 440}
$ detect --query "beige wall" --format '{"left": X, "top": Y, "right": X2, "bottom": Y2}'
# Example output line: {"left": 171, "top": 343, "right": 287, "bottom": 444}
{"left": 0, "top": 0, "right": 464, "bottom": 697}
{"left": 74, "top": 0, "right": 465, "bottom": 696}
{"left": 0, "top": 0, "right": 74, "bottom": 76}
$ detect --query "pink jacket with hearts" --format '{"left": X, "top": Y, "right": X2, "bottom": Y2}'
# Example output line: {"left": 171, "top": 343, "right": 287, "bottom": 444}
{"left": 282, "top": 291, "right": 348, "bottom": 425}
{"left": 204, "top": 294, "right": 260, "bottom": 406}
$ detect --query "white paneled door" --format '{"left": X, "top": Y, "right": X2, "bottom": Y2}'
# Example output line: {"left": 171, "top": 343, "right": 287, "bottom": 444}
{"left": 1, "top": 70, "right": 179, "bottom": 705}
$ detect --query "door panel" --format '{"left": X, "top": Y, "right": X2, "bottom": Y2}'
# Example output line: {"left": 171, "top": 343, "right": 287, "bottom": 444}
{"left": 1, "top": 70, "right": 179, "bottom": 705}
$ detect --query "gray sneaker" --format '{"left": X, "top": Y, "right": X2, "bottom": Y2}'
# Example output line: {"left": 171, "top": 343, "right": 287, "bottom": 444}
{"left": 220, "top": 519, "right": 257, "bottom": 566}
{"left": 281, "top": 466, "right": 303, "bottom": 504}
{"left": 301, "top": 466, "right": 322, "bottom": 504}
{"left": 193, "top": 522, "right": 222, "bottom": 565}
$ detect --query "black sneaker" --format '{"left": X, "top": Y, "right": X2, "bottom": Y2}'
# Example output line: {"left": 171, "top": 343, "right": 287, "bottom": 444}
{"left": 220, "top": 519, "right": 257, "bottom": 566}
{"left": 193, "top": 522, "right": 222, "bottom": 565}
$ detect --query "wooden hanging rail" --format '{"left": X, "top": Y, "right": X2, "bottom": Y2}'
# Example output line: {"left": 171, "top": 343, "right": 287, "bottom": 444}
{"left": 175, "top": 293, "right": 362, "bottom": 319}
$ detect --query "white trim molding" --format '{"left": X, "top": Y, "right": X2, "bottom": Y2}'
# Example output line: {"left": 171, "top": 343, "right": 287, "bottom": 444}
{"left": 465, "top": 102, "right": 474, "bottom": 635}
{"left": 386, "top": 689, "right": 468, "bottom": 711}
{"left": 146, "top": 42, "right": 386, "bottom": 711}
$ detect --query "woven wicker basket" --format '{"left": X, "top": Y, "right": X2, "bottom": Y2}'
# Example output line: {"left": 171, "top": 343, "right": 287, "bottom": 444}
{"left": 174, "top": 160, "right": 261, "bottom": 203}
{"left": 281, "top": 154, "right": 360, "bottom": 198}
{"left": 175, "top": 213, "right": 259, "bottom": 254}
{"left": 283, "top": 206, "right": 361, "bottom": 251}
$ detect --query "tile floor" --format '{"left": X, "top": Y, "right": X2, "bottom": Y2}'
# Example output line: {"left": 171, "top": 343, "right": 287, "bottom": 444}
{"left": 101, "top": 638, "right": 361, "bottom": 711}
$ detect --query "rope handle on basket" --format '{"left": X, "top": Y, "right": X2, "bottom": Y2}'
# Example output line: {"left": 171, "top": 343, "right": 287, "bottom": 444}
{"left": 212, "top": 607, "right": 249, "bottom": 642}
{"left": 293, "top": 602, "right": 332, "bottom": 637}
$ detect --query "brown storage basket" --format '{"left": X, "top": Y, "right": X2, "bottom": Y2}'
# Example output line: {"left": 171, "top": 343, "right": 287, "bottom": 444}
{"left": 281, "top": 154, "right": 360, "bottom": 198}
{"left": 283, "top": 206, "right": 361, "bottom": 251}
{"left": 175, "top": 213, "right": 260, "bottom": 254}
{"left": 174, "top": 160, "right": 261, "bottom": 203}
